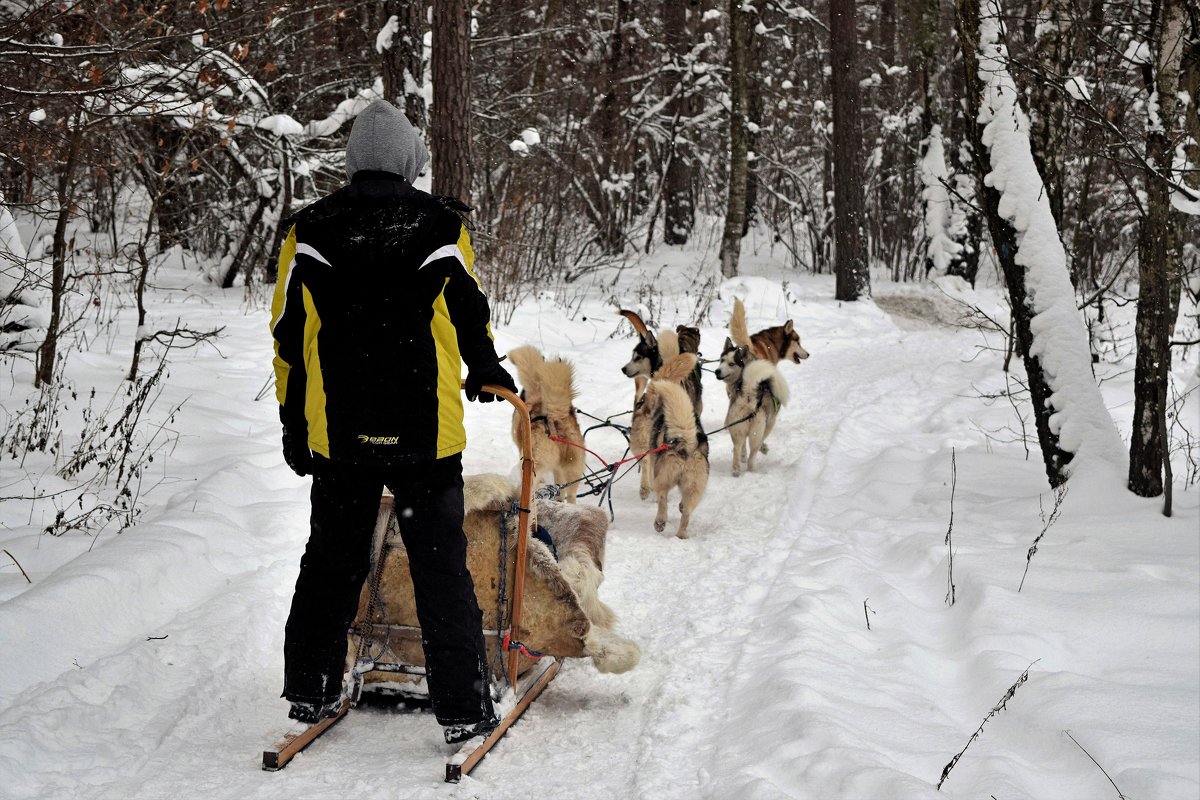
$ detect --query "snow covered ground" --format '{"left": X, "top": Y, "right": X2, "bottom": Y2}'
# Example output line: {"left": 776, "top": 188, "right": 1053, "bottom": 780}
{"left": 0, "top": 238, "right": 1197, "bottom": 800}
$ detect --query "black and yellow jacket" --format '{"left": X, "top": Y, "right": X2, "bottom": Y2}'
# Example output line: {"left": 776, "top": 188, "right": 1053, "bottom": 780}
{"left": 270, "top": 170, "right": 502, "bottom": 465}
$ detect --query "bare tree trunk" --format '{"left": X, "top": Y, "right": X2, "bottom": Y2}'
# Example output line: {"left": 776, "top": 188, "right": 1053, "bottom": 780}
{"left": 1129, "top": 0, "right": 1186, "bottom": 510}
{"left": 662, "top": 0, "right": 695, "bottom": 246}
{"left": 383, "top": 0, "right": 429, "bottom": 131}
{"left": 596, "top": 0, "right": 635, "bottom": 254}
{"left": 35, "top": 122, "right": 82, "bottom": 388}
{"left": 720, "top": 0, "right": 750, "bottom": 278}
{"left": 431, "top": 0, "right": 472, "bottom": 203}
{"left": 874, "top": 0, "right": 897, "bottom": 279}
{"left": 221, "top": 194, "right": 270, "bottom": 289}
{"left": 830, "top": 0, "right": 869, "bottom": 300}
{"left": 954, "top": 0, "right": 1073, "bottom": 486}
{"left": 743, "top": 18, "right": 763, "bottom": 237}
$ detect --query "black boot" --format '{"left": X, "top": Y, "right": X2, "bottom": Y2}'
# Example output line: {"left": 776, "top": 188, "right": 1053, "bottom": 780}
{"left": 288, "top": 698, "right": 344, "bottom": 724}
{"left": 443, "top": 713, "right": 500, "bottom": 744}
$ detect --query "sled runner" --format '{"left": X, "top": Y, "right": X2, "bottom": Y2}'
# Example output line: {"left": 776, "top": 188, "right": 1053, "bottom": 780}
{"left": 263, "top": 385, "right": 639, "bottom": 780}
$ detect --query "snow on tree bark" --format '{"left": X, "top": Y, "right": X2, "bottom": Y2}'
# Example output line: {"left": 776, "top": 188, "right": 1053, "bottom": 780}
{"left": 958, "top": 0, "right": 1125, "bottom": 485}
{"left": 921, "top": 125, "right": 962, "bottom": 276}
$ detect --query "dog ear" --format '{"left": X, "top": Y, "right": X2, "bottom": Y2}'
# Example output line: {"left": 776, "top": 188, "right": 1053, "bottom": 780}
{"left": 644, "top": 328, "right": 657, "bottom": 348}
{"left": 784, "top": 319, "right": 795, "bottom": 334}
{"left": 723, "top": 336, "right": 734, "bottom": 353}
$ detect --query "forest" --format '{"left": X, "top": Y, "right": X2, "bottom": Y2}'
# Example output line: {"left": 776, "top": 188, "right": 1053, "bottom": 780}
{"left": 2, "top": 0, "right": 1196, "bottom": 512}
{"left": 0, "top": 2, "right": 1198, "bottom": 797}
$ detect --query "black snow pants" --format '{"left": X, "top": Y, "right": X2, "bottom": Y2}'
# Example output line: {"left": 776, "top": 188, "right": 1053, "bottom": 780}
{"left": 282, "top": 453, "right": 495, "bottom": 727}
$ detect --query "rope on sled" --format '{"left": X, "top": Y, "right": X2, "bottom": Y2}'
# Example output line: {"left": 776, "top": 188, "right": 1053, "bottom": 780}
{"left": 577, "top": 407, "right": 633, "bottom": 439}
{"left": 491, "top": 503, "right": 514, "bottom": 690}
{"left": 541, "top": 438, "right": 670, "bottom": 519}
{"left": 704, "top": 411, "right": 756, "bottom": 437}
{"left": 502, "top": 630, "right": 544, "bottom": 660}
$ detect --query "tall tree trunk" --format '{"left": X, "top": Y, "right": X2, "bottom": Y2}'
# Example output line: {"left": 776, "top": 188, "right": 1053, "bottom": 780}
{"left": 743, "top": 16, "right": 763, "bottom": 237}
{"left": 596, "top": 0, "right": 635, "bottom": 254}
{"left": 875, "top": 0, "right": 898, "bottom": 280}
{"left": 830, "top": 0, "right": 869, "bottom": 300}
{"left": 919, "top": 0, "right": 941, "bottom": 136}
{"left": 382, "top": 0, "right": 428, "bottom": 131}
{"left": 431, "top": 0, "right": 472, "bottom": 203}
{"left": 662, "top": 0, "right": 694, "bottom": 246}
{"left": 1028, "top": 0, "right": 1071, "bottom": 230}
{"left": 954, "top": 0, "right": 1074, "bottom": 486}
{"left": 946, "top": 41, "right": 981, "bottom": 286}
{"left": 1129, "top": 0, "right": 1186, "bottom": 508}
{"left": 720, "top": 0, "right": 750, "bottom": 278}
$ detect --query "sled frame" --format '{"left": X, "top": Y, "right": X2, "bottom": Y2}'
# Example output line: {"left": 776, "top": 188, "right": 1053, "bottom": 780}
{"left": 445, "top": 655, "right": 562, "bottom": 783}
{"left": 261, "top": 699, "right": 351, "bottom": 771}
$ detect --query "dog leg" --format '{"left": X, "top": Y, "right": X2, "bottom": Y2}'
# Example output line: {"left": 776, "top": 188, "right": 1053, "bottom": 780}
{"left": 675, "top": 500, "right": 690, "bottom": 539}
{"left": 729, "top": 425, "right": 745, "bottom": 477}
{"left": 675, "top": 472, "right": 706, "bottom": 540}
{"left": 639, "top": 460, "right": 655, "bottom": 500}
{"left": 556, "top": 464, "right": 580, "bottom": 504}
{"left": 747, "top": 416, "right": 768, "bottom": 472}
{"left": 761, "top": 410, "right": 780, "bottom": 455}
{"left": 654, "top": 489, "right": 668, "bottom": 533}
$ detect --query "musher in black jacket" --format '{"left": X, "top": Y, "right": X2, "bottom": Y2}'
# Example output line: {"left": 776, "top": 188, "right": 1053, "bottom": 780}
{"left": 269, "top": 99, "right": 516, "bottom": 743}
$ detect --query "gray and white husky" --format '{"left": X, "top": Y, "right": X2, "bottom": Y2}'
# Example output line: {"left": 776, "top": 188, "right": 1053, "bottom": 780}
{"left": 714, "top": 337, "right": 789, "bottom": 476}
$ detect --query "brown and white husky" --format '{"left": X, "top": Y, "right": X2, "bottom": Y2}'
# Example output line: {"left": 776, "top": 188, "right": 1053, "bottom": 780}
{"left": 629, "top": 352, "right": 699, "bottom": 501}
{"left": 507, "top": 345, "right": 586, "bottom": 503}
{"left": 618, "top": 309, "right": 703, "bottom": 416}
{"left": 715, "top": 337, "right": 790, "bottom": 476}
{"left": 729, "top": 297, "right": 810, "bottom": 365}
{"left": 640, "top": 378, "right": 709, "bottom": 539}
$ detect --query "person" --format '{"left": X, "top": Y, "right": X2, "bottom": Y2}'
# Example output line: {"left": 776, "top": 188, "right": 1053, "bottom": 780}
{"left": 269, "top": 99, "right": 517, "bottom": 744}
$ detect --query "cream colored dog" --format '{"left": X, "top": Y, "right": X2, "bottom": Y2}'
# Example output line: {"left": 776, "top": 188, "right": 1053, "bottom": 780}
{"left": 508, "top": 345, "right": 586, "bottom": 503}
{"left": 640, "top": 378, "right": 709, "bottom": 539}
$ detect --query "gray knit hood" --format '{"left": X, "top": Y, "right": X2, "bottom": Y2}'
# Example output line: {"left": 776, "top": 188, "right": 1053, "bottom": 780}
{"left": 345, "top": 100, "right": 429, "bottom": 184}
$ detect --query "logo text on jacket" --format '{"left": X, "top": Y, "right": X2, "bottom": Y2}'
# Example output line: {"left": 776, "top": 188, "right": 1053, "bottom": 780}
{"left": 357, "top": 434, "right": 401, "bottom": 445}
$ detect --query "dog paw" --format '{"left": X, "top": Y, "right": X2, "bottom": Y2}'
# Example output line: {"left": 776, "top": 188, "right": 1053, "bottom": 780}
{"left": 731, "top": 467, "right": 741, "bottom": 477}
{"left": 654, "top": 520, "right": 666, "bottom": 533}
{"left": 639, "top": 488, "right": 651, "bottom": 501}
{"left": 675, "top": 528, "right": 689, "bottom": 539}
{"left": 759, "top": 443, "right": 769, "bottom": 454}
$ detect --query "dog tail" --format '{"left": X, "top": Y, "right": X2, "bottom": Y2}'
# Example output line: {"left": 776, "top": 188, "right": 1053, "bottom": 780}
{"left": 743, "top": 359, "right": 789, "bottom": 406}
{"left": 585, "top": 627, "right": 641, "bottom": 674}
{"left": 730, "top": 297, "right": 752, "bottom": 348}
{"left": 654, "top": 380, "right": 699, "bottom": 445}
{"left": 657, "top": 328, "right": 680, "bottom": 360}
{"left": 617, "top": 308, "right": 650, "bottom": 339}
{"left": 653, "top": 352, "right": 697, "bottom": 384}
{"left": 506, "top": 345, "right": 545, "bottom": 400}
{"left": 538, "top": 357, "right": 577, "bottom": 419}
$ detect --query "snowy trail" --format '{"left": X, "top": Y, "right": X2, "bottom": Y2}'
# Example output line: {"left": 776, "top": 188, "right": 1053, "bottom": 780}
{"left": 705, "top": 328, "right": 987, "bottom": 799}
{"left": 1, "top": 275, "right": 1197, "bottom": 800}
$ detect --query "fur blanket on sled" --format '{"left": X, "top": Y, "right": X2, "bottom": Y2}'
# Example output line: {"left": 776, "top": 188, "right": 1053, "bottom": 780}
{"left": 464, "top": 474, "right": 641, "bottom": 674}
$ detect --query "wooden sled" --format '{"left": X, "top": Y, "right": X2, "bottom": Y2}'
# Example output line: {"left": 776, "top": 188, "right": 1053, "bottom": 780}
{"left": 263, "top": 385, "right": 638, "bottom": 779}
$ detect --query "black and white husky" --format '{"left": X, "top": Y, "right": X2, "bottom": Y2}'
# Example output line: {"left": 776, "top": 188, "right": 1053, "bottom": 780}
{"left": 714, "top": 337, "right": 789, "bottom": 476}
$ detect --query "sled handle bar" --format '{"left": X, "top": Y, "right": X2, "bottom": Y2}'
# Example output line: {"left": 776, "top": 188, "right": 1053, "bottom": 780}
{"left": 465, "top": 383, "right": 535, "bottom": 688}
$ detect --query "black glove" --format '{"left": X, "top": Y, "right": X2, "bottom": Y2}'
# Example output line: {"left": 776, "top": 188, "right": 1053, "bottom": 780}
{"left": 464, "top": 363, "right": 517, "bottom": 403}
{"left": 281, "top": 424, "right": 313, "bottom": 476}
